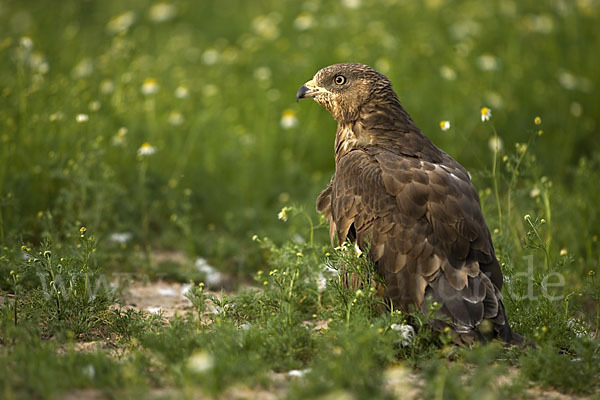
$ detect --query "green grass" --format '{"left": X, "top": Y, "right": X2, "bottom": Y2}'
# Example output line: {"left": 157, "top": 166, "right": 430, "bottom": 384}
{"left": 1, "top": 0, "right": 599, "bottom": 398}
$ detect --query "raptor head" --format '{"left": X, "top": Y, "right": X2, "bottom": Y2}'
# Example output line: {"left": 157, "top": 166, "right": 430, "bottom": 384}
{"left": 296, "top": 63, "right": 396, "bottom": 123}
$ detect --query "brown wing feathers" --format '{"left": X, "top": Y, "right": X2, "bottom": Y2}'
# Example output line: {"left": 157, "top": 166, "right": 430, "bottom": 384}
{"left": 325, "top": 144, "right": 514, "bottom": 341}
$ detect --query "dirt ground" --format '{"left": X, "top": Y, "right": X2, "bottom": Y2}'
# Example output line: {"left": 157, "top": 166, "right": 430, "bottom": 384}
{"left": 111, "top": 281, "right": 597, "bottom": 400}
{"left": 121, "top": 280, "right": 196, "bottom": 319}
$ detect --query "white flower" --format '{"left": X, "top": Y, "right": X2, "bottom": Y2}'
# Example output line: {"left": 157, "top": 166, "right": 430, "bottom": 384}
{"left": 186, "top": 351, "right": 214, "bottom": 373}
{"left": 278, "top": 206, "right": 291, "bottom": 221}
{"left": 341, "top": 0, "right": 362, "bottom": 9}
{"left": 570, "top": 102, "right": 582, "bottom": 117}
{"left": 168, "top": 111, "right": 184, "bottom": 126}
{"left": 288, "top": 369, "right": 311, "bottom": 377}
{"left": 477, "top": 54, "right": 499, "bottom": 71}
{"left": 108, "top": 231, "right": 132, "bottom": 243}
{"left": 137, "top": 142, "right": 156, "bottom": 156}
{"left": 76, "top": 113, "right": 89, "bottom": 123}
{"left": 558, "top": 70, "right": 577, "bottom": 90}
{"left": 141, "top": 78, "right": 159, "bottom": 95}
{"left": 89, "top": 101, "right": 101, "bottom": 111}
{"left": 488, "top": 136, "right": 503, "bottom": 152}
{"left": 439, "top": 120, "right": 450, "bottom": 131}
{"left": 439, "top": 65, "right": 457, "bottom": 81}
{"left": 148, "top": 2, "right": 176, "bottom": 23}
{"left": 201, "top": 48, "right": 220, "bottom": 65}
{"left": 253, "top": 66, "right": 272, "bottom": 81}
{"left": 529, "top": 187, "right": 541, "bottom": 198}
{"left": 390, "top": 324, "right": 415, "bottom": 347}
{"left": 106, "top": 11, "right": 136, "bottom": 34}
{"left": 73, "top": 58, "right": 94, "bottom": 79}
{"left": 175, "top": 85, "right": 189, "bottom": 99}
{"left": 20, "top": 37, "right": 33, "bottom": 50}
{"left": 280, "top": 109, "right": 298, "bottom": 129}
{"left": 294, "top": 13, "right": 314, "bottom": 30}
{"left": 524, "top": 14, "right": 554, "bottom": 34}
{"left": 147, "top": 306, "right": 162, "bottom": 314}
{"left": 480, "top": 107, "right": 492, "bottom": 122}
{"left": 252, "top": 14, "right": 280, "bottom": 40}
{"left": 30, "top": 53, "right": 49, "bottom": 74}
{"left": 567, "top": 318, "right": 590, "bottom": 338}
{"left": 100, "top": 79, "right": 115, "bottom": 94}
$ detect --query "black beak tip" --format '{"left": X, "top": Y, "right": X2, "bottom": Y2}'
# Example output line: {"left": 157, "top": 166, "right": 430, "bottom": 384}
{"left": 296, "top": 85, "right": 309, "bottom": 102}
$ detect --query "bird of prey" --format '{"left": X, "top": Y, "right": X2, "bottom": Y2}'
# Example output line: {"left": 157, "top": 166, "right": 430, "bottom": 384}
{"left": 297, "top": 63, "right": 523, "bottom": 345}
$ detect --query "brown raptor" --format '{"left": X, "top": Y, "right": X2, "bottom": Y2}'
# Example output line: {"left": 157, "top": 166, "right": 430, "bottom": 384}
{"left": 297, "top": 63, "right": 523, "bottom": 345}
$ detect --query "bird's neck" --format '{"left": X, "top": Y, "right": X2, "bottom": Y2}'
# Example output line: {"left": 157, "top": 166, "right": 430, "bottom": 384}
{"left": 334, "top": 96, "right": 441, "bottom": 163}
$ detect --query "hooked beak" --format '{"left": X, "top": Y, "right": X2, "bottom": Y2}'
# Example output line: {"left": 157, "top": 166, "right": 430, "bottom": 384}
{"left": 296, "top": 79, "right": 324, "bottom": 102}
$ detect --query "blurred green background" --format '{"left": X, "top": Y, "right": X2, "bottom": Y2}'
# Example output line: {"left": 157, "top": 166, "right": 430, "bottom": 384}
{"left": 0, "top": 0, "right": 598, "bottom": 277}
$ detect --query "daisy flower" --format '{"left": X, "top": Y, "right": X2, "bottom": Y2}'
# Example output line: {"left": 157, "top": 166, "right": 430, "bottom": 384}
{"left": 137, "top": 142, "right": 156, "bottom": 156}
{"left": 481, "top": 107, "right": 492, "bottom": 121}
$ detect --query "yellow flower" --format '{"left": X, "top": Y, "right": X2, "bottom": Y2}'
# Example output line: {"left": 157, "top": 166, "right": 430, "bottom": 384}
{"left": 141, "top": 78, "right": 159, "bottom": 95}
{"left": 280, "top": 109, "right": 298, "bottom": 129}
{"left": 278, "top": 206, "right": 291, "bottom": 221}
{"left": 534, "top": 116, "right": 542, "bottom": 125}
{"left": 439, "top": 120, "right": 450, "bottom": 131}
{"left": 137, "top": 142, "right": 156, "bottom": 156}
{"left": 480, "top": 107, "right": 492, "bottom": 121}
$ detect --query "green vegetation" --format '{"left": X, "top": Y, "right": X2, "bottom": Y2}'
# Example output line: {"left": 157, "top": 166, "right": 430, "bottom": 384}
{"left": 1, "top": 0, "right": 599, "bottom": 398}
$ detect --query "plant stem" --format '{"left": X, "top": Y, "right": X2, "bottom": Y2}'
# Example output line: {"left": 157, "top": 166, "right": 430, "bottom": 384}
{"left": 491, "top": 125, "right": 502, "bottom": 231}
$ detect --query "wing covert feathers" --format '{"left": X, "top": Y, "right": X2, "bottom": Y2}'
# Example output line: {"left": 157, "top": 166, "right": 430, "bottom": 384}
{"left": 317, "top": 145, "right": 513, "bottom": 342}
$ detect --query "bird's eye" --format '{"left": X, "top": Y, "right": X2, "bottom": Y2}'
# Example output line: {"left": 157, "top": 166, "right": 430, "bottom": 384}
{"left": 334, "top": 75, "right": 347, "bottom": 85}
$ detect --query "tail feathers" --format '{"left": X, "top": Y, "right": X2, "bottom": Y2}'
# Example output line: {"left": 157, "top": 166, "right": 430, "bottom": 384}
{"left": 492, "top": 300, "right": 527, "bottom": 346}
{"left": 426, "top": 273, "right": 528, "bottom": 346}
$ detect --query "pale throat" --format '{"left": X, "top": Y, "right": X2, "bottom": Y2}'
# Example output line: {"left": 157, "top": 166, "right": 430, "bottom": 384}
{"left": 334, "top": 119, "right": 372, "bottom": 161}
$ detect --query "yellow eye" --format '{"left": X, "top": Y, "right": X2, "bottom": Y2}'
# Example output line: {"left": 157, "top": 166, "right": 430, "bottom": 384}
{"left": 334, "top": 75, "right": 346, "bottom": 85}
